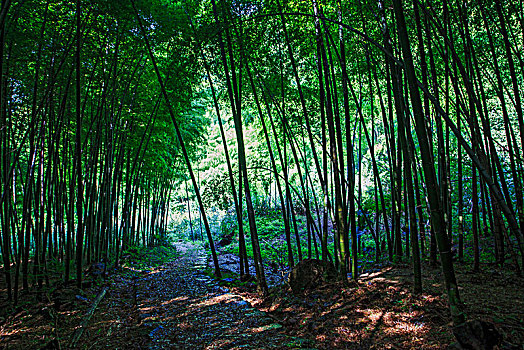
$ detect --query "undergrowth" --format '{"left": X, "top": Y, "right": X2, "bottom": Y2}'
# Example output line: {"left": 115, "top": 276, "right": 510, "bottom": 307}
{"left": 121, "top": 244, "right": 179, "bottom": 270}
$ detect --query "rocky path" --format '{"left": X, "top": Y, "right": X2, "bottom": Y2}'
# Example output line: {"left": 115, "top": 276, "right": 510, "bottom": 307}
{"left": 97, "top": 241, "right": 307, "bottom": 350}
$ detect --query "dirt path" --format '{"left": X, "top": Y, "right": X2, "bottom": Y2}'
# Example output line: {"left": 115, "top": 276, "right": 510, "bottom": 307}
{"left": 1, "top": 241, "right": 522, "bottom": 349}
{"left": 89, "top": 241, "right": 308, "bottom": 350}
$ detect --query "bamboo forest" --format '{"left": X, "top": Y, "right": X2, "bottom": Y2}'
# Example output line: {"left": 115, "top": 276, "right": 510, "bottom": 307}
{"left": 0, "top": 0, "right": 523, "bottom": 348}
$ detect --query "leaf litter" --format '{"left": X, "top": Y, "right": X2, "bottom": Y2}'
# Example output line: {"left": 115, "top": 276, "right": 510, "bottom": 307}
{"left": 1, "top": 242, "right": 523, "bottom": 349}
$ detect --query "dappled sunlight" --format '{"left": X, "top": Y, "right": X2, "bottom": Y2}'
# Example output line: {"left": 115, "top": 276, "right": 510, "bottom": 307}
{"left": 145, "top": 268, "right": 166, "bottom": 275}
{"left": 0, "top": 325, "right": 27, "bottom": 337}
{"left": 362, "top": 308, "right": 384, "bottom": 322}
{"left": 161, "top": 296, "right": 189, "bottom": 305}
{"left": 382, "top": 311, "right": 427, "bottom": 334}
{"left": 120, "top": 265, "right": 142, "bottom": 273}
{"left": 0, "top": 256, "right": 457, "bottom": 349}
{"left": 138, "top": 306, "right": 155, "bottom": 313}
{"left": 360, "top": 267, "right": 392, "bottom": 279}
{"left": 192, "top": 292, "right": 239, "bottom": 307}
{"left": 236, "top": 266, "right": 458, "bottom": 349}
{"left": 4, "top": 240, "right": 521, "bottom": 349}
{"left": 367, "top": 276, "right": 401, "bottom": 284}
{"left": 203, "top": 339, "right": 234, "bottom": 349}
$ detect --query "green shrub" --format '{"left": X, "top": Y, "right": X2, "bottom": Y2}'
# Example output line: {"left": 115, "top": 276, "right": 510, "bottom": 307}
{"left": 122, "top": 244, "right": 179, "bottom": 269}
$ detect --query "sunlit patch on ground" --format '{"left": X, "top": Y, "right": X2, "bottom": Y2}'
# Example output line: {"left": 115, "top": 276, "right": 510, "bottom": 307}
{"left": 161, "top": 296, "right": 189, "bottom": 305}
{"left": 192, "top": 292, "right": 239, "bottom": 307}
{"left": 204, "top": 338, "right": 234, "bottom": 349}
{"left": 121, "top": 265, "right": 142, "bottom": 273}
{"left": 235, "top": 265, "right": 461, "bottom": 349}
{"left": 2, "top": 243, "right": 523, "bottom": 349}
{"left": 363, "top": 308, "right": 384, "bottom": 322}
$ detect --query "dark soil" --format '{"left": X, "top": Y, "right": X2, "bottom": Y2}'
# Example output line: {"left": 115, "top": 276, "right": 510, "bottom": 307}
{"left": 0, "top": 242, "right": 523, "bottom": 349}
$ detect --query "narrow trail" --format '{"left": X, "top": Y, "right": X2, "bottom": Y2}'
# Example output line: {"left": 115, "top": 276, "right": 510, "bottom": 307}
{"left": 97, "top": 241, "right": 306, "bottom": 350}
{"left": 1, "top": 241, "right": 522, "bottom": 349}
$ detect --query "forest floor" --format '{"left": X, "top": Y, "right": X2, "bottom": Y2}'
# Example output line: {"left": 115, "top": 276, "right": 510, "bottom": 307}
{"left": 0, "top": 241, "right": 523, "bottom": 349}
